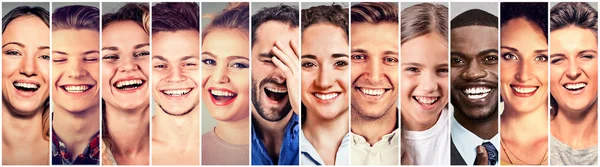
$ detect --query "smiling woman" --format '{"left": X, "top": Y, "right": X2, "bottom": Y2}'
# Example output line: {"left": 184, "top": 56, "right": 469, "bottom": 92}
{"left": 1, "top": 3, "right": 50, "bottom": 165}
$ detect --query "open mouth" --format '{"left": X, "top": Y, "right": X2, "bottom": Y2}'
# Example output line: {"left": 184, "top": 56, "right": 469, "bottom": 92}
{"left": 358, "top": 87, "right": 389, "bottom": 96}
{"left": 413, "top": 96, "right": 439, "bottom": 105}
{"left": 161, "top": 88, "right": 192, "bottom": 97}
{"left": 510, "top": 84, "right": 538, "bottom": 97}
{"left": 462, "top": 86, "right": 492, "bottom": 99}
{"left": 563, "top": 82, "right": 586, "bottom": 91}
{"left": 313, "top": 92, "right": 339, "bottom": 101}
{"left": 209, "top": 88, "right": 238, "bottom": 106}
{"left": 264, "top": 86, "right": 288, "bottom": 102}
{"left": 60, "top": 85, "right": 93, "bottom": 93}
{"left": 113, "top": 79, "right": 145, "bottom": 91}
{"left": 13, "top": 82, "right": 40, "bottom": 92}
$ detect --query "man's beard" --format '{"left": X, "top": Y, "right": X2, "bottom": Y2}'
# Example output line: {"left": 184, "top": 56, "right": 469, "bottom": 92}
{"left": 251, "top": 76, "right": 292, "bottom": 122}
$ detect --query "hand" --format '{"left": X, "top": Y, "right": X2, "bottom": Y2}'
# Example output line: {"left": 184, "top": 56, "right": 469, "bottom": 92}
{"left": 474, "top": 145, "right": 489, "bottom": 165}
{"left": 271, "top": 39, "right": 300, "bottom": 115}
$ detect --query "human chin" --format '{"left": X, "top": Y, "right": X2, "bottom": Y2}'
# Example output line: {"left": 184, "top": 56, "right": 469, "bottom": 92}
{"left": 252, "top": 78, "right": 291, "bottom": 122}
{"left": 4, "top": 80, "right": 48, "bottom": 114}
{"left": 156, "top": 85, "right": 198, "bottom": 116}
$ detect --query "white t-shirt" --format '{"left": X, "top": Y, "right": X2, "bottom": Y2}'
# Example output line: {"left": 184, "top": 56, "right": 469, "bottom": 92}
{"left": 404, "top": 108, "right": 450, "bottom": 165}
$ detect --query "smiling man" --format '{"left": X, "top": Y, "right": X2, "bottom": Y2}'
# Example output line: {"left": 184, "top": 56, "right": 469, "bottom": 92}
{"left": 151, "top": 2, "right": 200, "bottom": 165}
{"left": 250, "top": 4, "right": 300, "bottom": 165}
{"left": 449, "top": 9, "right": 500, "bottom": 165}
{"left": 349, "top": 2, "right": 399, "bottom": 165}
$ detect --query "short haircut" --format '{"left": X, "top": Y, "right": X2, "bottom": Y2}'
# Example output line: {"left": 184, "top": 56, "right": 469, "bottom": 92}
{"left": 501, "top": 2, "right": 548, "bottom": 41}
{"left": 202, "top": 2, "right": 249, "bottom": 40}
{"left": 52, "top": 5, "right": 99, "bottom": 32}
{"left": 351, "top": 2, "right": 397, "bottom": 24}
{"left": 401, "top": 3, "right": 448, "bottom": 44}
{"left": 251, "top": 4, "right": 299, "bottom": 47}
{"left": 102, "top": 3, "right": 149, "bottom": 34}
{"left": 152, "top": 2, "right": 199, "bottom": 34}
{"left": 550, "top": 2, "right": 597, "bottom": 37}
{"left": 2, "top": 6, "right": 49, "bottom": 33}
{"left": 451, "top": 9, "right": 498, "bottom": 29}
{"left": 301, "top": 4, "right": 348, "bottom": 42}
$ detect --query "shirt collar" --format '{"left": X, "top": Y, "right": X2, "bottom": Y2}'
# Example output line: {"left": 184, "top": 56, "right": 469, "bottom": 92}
{"left": 451, "top": 114, "right": 499, "bottom": 165}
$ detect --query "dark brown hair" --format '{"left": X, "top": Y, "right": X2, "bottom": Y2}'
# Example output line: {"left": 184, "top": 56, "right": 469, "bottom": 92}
{"left": 2, "top": 6, "right": 50, "bottom": 140}
{"left": 202, "top": 2, "right": 249, "bottom": 41}
{"left": 52, "top": 5, "right": 99, "bottom": 32}
{"left": 501, "top": 3, "right": 548, "bottom": 41}
{"left": 549, "top": 2, "right": 598, "bottom": 118}
{"left": 401, "top": 3, "right": 447, "bottom": 44}
{"left": 152, "top": 2, "right": 199, "bottom": 34}
{"left": 102, "top": 3, "right": 149, "bottom": 34}
{"left": 301, "top": 4, "right": 348, "bottom": 42}
{"left": 251, "top": 4, "right": 299, "bottom": 47}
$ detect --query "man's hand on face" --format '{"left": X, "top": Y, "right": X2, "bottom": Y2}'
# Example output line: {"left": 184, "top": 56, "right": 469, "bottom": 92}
{"left": 271, "top": 39, "right": 300, "bottom": 115}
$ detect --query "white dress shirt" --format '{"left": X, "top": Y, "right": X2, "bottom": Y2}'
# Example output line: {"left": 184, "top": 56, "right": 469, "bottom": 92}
{"left": 451, "top": 112, "right": 500, "bottom": 165}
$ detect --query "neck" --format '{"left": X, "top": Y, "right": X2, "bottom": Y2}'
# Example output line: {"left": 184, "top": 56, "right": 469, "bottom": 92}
{"left": 501, "top": 102, "right": 548, "bottom": 141}
{"left": 303, "top": 109, "right": 349, "bottom": 148}
{"left": 252, "top": 109, "right": 292, "bottom": 141}
{"left": 2, "top": 104, "right": 46, "bottom": 148}
{"left": 53, "top": 105, "right": 100, "bottom": 159}
{"left": 153, "top": 103, "right": 199, "bottom": 150}
{"left": 351, "top": 106, "right": 397, "bottom": 145}
{"left": 105, "top": 103, "right": 150, "bottom": 155}
{"left": 551, "top": 101, "right": 598, "bottom": 148}
{"left": 215, "top": 116, "right": 250, "bottom": 145}
{"left": 454, "top": 107, "right": 498, "bottom": 140}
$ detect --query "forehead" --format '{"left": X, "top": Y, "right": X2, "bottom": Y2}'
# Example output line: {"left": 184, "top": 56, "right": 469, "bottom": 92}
{"left": 254, "top": 21, "right": 299, "bottom": 47}
{"left": 203, "top": 28, "right": 249, "bottom": 58}
{"left": 103, "top": 20, "right": 148, "bottom": 46}
{"left": 402, "top": 33, "right": 447, "bottom": 64}
{"left": 302, "top": 23, "right": 347, "bottom": 54}
{"left": 451, "top": 26, "right": 498, "bottom": 53}
{"left": 501, "top": 18, "right": 547, "bottom": 51}
{"left": 3, "top": 16, "right": 49, "bottom": 44}
{"left": 351, "top": 23, "right": 398, "bottom": 51}
{"left": 153, "top": 30, "right": 199, "bottom": 60}
{"left": 551, "top": 26, "right": 597, "bottom": 51}
{"left": 53, "top": 29, "right": 98, "bottom": 53}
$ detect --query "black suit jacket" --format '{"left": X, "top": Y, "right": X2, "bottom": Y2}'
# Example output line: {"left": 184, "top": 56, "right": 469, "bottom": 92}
{"left": 451, "top": 137, "right": 468, "bottom": 165}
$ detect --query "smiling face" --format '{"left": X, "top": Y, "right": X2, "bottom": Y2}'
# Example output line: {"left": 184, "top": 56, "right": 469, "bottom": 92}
{"left": 500, "top": 18, "right": 548, "bottom": 113}
{"left": 550, "top": 26, "right": 598, "bottom": 113}
{"left": 2, "top": 15, "right": 50, "bottom": 115}
{"left": 102, "top": 21, "right": 149, "bottom": 110}
{"left": 451, "top": 26, "right": 499, "bottom": 120}
{"left": 152, "top": 30, "right": 200, "bottom": 116}
{"left": 351, "top": 22, "right": 398, "bottom": 119}
{"left": 202, "top": 28, "right": 249, "bottom": 122}
{"left": 251, "top": 21, "right": 298, "bottom": 122}
{"left": 52, "top": 29, "right": 100, "bottom": 112}
{"left": 401, "top": 33, "right": 448, "bottom": 126}
{"left": 301, "top": 23, "right": 349, "bottom": 120}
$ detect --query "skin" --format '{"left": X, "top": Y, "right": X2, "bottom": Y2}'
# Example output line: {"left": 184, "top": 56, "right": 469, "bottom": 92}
{"left": 151, "top": 30, "right": 200, "bottom": 165}
{"left": 52, "top": 28, "right": 100, "bottom": 161}
{"left": 400, "top": 32, "right": 448, "bottom": 132}
{"left": 450, "top": 26, "right": 499, "bottom": 140}
{"left": 350, "top": 22, "right": 398, "bottom": 145}
{"left": 500, "top": 18, "right": 548, "bottom": 165}
{"left": 550, "top": 26, "right": 598, "bottom": 150}
{"left": 1, "top": 15, "right": 49, "bottom": 165}
{"left": 251, "top": 20, "right": 299, "bottom": 163}
{"left": 301, "top": 23, "right": 349, "bottom": 165}
{"left": 201, "top": 28, "right": 250, "bottom": 146}
{"left": 101, "top": 20, "right": 150, "bottom": 165}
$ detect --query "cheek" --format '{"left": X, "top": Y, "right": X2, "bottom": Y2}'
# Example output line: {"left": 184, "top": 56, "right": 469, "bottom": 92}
{"left": 2, "top": 58, "right": 19, "bottom": 78}
{"left": 339, "top": 68, "right": 350, "bottom": 91}
{"left": 401, "top": 77, "right": 416, "bottom": 97}
{"left": 350, "top": 64, "right": 363, "bottom": 83}
{"left": 232, "top": 71, "right": 250, "bottom": 96}
{"left": 139, "top": 59, "right": 150, "bottom": 78}
{"left": 301, "top": 70, "right": 316, "bottom": 90}
{"left": 536, "top": 67, "right": 548, "bottom": 85}
{"left": 88, "top": 63, "right": 100, "bottom": 82}
{"left": 439, "top": 76, "right": 449, "bottom": 96}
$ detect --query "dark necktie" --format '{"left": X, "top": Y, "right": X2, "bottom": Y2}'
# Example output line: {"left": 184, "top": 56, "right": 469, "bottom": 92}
{"left": 482, "top": 142, "right": 498, "bottom": 165}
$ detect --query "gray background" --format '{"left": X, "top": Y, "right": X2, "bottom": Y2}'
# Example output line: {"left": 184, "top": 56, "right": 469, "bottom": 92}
{"left": 252, "top": 2, "right": 299, "bottom": 15}
{"left": 3, "top": 2, "right": 49, "bottom": 16}
{"left": 52, "top": 2, "right": 99, "bottom": 12}
{"left": 302, "top": 2, "right": 349, "bottom": 9}
{"left": 401, "top": 2, "right": 447, "bottom": 11}
{"left": 451, "top": 2, "right": 498, "bottom": 19}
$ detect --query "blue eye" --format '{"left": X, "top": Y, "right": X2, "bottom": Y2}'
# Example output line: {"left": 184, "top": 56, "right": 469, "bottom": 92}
{"left": 202, "top": 59, "right": 216, "bottom": 66}
{"left": 231, "top": 63, "right": 249, "bottom": 68}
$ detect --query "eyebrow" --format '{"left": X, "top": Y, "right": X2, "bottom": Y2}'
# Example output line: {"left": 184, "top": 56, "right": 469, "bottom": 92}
{"left": 83, "top": 50, "right": 100, "bottom": 55}
{"left": 551, "top": 49, "right": 597, "bottom": 58}
{"left": 478, "top": 49, "right": 498, "bottom": 56}
{"left": 401, "top": 62, "right": 424, "bottom": 67}
{"left": 351, "top": 49, "right": 367, "bottom": 53}
{"left": 102, "top": 46, "right": 118, "bottom": 51}
{"left": 52, "top": 50, "right": 68, "bottom": 55}
{"left": 134, "top": 43, "right": 150, "bottom": 49}
{"left": 38, "top": 46, "right": 50, "bottom": 50}
{"left": 383, "top": 51, "right": 398, "bottom": 55}
{"left": 437, "top": 63, "right": 449, "bottom": 68}
{"left": 102, "top": 43, "right": 149, "bottom": 51}
{"left": 202, "top": 51, "right": 248, "bottom": 60}
{"left": 2, "top": 42, "right": 25, "bottom": 48}
{"left": 501, "top": 46, "right": 518, "bottom": 52}
{"left": 333, "top": 53, "right": 349, "bottom": 58}
{"left": 153, "top": 55, "right": 168, "bottom": 62}
{"left": 301, "top": 54, "right": 316, "bottom": 59}
{"left": 258, "top": 53, "right": 274, "bottom": 59}
{"left": 181, "top": 55, "right": 199, "bottom": 61}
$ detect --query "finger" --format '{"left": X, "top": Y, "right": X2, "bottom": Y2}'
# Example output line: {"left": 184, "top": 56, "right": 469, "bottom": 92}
{"left": 290, "top": 39, "right": 300, "bottom": 59}
{"left": 275, "top": 40, "right": 298, "bottom": 61}
{"left": 474, "top": 145, "right": 489, "bottom": 165}
{"left": 272, "top": 56, "right": 293, "bottom": 77}
{"left": 272, "top": 46, "right": 297, "bottom": 75}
